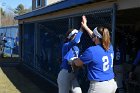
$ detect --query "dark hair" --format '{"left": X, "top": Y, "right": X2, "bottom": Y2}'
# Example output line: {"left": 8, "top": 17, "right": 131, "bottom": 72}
{"left": 64, "top": 28, "right": 75, "bottom": 43}
{"left": 97, "top": 26, "right": 111, "bottom": 51}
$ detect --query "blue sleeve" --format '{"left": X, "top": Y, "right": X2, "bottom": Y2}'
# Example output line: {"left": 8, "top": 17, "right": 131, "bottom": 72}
{"left": 62, "top": 44, "right": 68, "bottom": 57}
{"left": 64, "top": 46, "right": 79, "bottom": 61}
{"left": 67, "top": 31, "right": 83, "bottom": 49}
{"left": 64, "top": 48, "right": 73, "bottom": 61}
{"left": 133, "top": 50, "right": 140, "bottom": 65}
{"left": 80, "top": 48, "right": 93, "bottom": 64}
{"left": 62, "top": 31, "right": 82, "bottom": 60}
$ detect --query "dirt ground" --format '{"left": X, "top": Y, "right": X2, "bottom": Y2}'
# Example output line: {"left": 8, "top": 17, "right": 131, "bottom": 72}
{"left": 0, "top": 67, "right": 45, "bottom": 93}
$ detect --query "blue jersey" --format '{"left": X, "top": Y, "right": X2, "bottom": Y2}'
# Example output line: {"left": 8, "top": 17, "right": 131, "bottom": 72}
{"left": 114, "top": 40, "right": 126, "bottom": 65}
{"left": 114, "top": 46, "right": 123, "bottom": 65}
{"left": 133, "top": 50, "right": 140, "bottom": 65}
{"left": 60, "top": 31, "right": 83, "bottom": 70}
{"left": 80, "top": 44, "right": 114, "bottom": 81}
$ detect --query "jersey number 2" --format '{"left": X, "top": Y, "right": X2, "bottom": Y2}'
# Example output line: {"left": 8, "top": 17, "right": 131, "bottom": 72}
{"left": 102, "top": 53, "right": 113, "bottom": 71}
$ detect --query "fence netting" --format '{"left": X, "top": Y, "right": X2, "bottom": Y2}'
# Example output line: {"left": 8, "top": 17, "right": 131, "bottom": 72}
{"left": 22, "top": 8, "right": 114, "bottom": 92}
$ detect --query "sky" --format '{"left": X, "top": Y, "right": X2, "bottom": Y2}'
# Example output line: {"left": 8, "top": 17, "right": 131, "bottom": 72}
{"left": 0, "top": 0, "right": 32, "bottom": 10}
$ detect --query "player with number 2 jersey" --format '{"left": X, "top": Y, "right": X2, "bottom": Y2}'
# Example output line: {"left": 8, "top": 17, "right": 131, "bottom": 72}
{"left": 72, "top": 16, "right": 117, "bottom": 93}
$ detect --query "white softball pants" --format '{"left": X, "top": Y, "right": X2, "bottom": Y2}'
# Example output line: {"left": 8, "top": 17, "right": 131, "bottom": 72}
{"left": 57, "top": 69, "right": 82, "bottom": 93}
{"left": 88, "top": 79, "right": 117, "bottom": 93}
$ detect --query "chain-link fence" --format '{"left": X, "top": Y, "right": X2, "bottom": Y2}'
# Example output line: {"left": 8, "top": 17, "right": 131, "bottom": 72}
{"left": 22, "top": 7, "right": 116, "bottom": 92}
{"left": 22, "top": 23, "right": 35, "bottom": 67}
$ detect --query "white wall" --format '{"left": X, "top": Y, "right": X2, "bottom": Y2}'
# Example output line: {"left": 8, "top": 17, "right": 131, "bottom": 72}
{"left": 46, "top": 0, "right": 63, "bottom": 6}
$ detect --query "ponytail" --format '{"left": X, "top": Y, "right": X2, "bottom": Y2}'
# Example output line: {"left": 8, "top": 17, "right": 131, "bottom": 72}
{"left": 102, "top": 28, "right": 110, "bottom": 51}
{"left": 96, "top": 27, "right": 110, "bottom": 51}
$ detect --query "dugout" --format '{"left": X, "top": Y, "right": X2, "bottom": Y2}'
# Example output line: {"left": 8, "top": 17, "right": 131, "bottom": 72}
{"left": 116, "top": 5, "right": 140, "bottom": 93}
{"left": 15, "top": 0, "right": 140, "bottom": 92}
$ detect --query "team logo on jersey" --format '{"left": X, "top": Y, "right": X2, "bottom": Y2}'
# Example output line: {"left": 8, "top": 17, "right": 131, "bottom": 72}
{"left": 116, "top": 48, "right": 120, "bottom": 61}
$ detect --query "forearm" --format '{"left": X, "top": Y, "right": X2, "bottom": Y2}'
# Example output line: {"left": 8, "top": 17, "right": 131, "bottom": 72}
{"left": 83, "top": 25, "right": 93, "bottom": 38}
{"left": 72, "top": 29, "right": 83, "bottom": 43}
{"left": 81, "top": 15, "right": 93, "bottom": 38}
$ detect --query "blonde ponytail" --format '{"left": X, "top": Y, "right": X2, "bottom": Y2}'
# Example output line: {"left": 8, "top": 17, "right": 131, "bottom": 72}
{"left": 102, "top": 28, "right": 110, "bottom": 51}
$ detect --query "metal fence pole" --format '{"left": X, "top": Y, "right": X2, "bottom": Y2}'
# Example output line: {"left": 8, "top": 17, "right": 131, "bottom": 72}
{"left": 111, "top": 3, "right": 117, "bottom": 47}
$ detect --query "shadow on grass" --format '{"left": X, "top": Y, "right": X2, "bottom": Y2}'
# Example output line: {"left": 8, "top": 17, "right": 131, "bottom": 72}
{"left": 0, "top": 63, "right": 58, "bottom": 93}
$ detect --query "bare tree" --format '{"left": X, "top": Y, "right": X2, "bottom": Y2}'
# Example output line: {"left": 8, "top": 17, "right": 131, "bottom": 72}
{"left": 0, "top": 8, "right": 5, "bottom": 16}
{"left": 1, "top": 4, "right": 31, "bottom": 26}
{"left": 1, "top": 12, "right": 17, "bottom": 26}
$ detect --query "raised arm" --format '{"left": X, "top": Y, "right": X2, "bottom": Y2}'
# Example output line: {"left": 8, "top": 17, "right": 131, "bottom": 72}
{"left": 81, "top": 15, "right": 93, "bottom": 38}
{"left": 66, "top": 28, "right": 83, "bottom": 49}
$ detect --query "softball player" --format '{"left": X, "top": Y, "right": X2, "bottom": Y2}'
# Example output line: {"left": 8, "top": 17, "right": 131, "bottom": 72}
{"left": 114, "top": 33, "right": 125, "bottom": 93}
{"left": 129, "top": 49, "right": 140, "bottom": 79}
{"left": 57, "top": 28, "right": 83, "bottom": 93}
{"left": 72, "top": 16, "right": 117, "bottom": 93}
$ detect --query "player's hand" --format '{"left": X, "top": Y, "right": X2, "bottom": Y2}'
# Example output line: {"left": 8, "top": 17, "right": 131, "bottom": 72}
{"left": 81, "top": 15, "right": 88, "bottom": 29}
{"left": 68, "top": 57, "right": 78, "bottom": 65}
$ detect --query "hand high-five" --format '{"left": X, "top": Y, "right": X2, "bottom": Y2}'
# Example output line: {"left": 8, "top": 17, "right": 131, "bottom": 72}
{"left": 81, "top": 15, "right": 87, "bottom": 29}
{"left": 81, "top": 15, "right": 93, "bottom": 38}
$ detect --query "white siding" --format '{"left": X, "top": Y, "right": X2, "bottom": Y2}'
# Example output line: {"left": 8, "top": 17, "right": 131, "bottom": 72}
{"left": 46, "top": 0, "right": 63, "bottom": 6}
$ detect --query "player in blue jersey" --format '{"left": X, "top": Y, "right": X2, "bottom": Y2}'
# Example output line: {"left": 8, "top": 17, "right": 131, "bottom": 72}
{"left": 113, "top": 31, "right": 125, "bottom": 93}
{"left": 57, "top": 26, "right": 83, "bottom": 93}
{"left": 71, "top": 15, "right": 117, "bottom": 93}
{"left": 129, "top": 40, "right": 140, "bottom": 80}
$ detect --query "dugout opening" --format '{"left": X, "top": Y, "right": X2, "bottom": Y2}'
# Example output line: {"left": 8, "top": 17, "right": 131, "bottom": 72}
{"left": 116, "top": 8, "right": 140, "bottom": 64}
{"left": 116, "top": 8, "right": 140, "bottom": 91}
